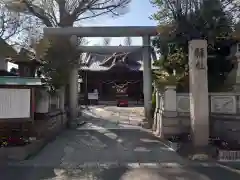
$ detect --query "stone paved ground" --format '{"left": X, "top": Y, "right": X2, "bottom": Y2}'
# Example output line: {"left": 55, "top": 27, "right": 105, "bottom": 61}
{"left": 1, "top": 106, "right": 240, "bottom": 179}
{"left": 80, "top": 105, "right": 144, "bottom": 129}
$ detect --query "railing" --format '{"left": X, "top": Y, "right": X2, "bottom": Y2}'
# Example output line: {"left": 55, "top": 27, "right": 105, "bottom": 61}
{"left": 154, "top": 88, "right": 240, "bottom": 160}
{"left": 176, "top": 93, "right": 240, "bottom": 114}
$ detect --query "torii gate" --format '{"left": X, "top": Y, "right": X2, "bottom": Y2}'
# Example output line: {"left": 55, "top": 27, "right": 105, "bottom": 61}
{"left": 43, "top": 26, "right": 158, "bottom": 125}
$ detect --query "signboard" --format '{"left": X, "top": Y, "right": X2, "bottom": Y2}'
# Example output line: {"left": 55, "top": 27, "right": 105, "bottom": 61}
{"left": 0, "top": 88, "right": 31, "bottom": 119}
{"left": 88, "top": 93, "right": 98, "bottom": 100}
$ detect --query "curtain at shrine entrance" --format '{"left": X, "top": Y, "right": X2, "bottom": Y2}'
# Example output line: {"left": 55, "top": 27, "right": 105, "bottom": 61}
{"left": 100, "top": 80, "right": 142, "bottom": 101}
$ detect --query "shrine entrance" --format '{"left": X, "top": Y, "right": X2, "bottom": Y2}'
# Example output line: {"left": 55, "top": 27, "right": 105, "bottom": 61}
{"left": 80, "top": 62, "right": 144, "bottom": 101}
{"left": 100, "top": 80, "right": 142, "bottom": 101}
{"left": 44, "top": 26, "right": 158, "bottom": 123}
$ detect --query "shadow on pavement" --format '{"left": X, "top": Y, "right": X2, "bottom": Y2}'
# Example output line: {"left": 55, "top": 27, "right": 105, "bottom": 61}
{"left": 4, "top": 113, "right": 239, "bottom": 180}
{"left": 190, "top": 165, "right": 240, "bottom": 180}
{"left": 25, "top": 128, "right": 185, "bottom": 165}
{"left": 4, "top": 163, "right": 240, "bottom": 180}
{"left": 218, "top": 162, "right": 240, "bottom": 171}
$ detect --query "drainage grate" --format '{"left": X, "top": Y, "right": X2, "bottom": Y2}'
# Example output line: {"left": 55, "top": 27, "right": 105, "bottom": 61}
{"left": 218, "top": 150, "right": 240, "bottom": 161}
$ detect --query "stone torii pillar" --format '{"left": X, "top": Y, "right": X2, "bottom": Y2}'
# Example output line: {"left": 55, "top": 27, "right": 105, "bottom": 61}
{"left": 142, "top": 36, "right": 152, "bottom": 124}
{"left": 69, "top": 35, "right": 79, "bottom": 124}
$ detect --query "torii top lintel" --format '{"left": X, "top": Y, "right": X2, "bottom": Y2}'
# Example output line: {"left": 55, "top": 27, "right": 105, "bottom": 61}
{"left": 44, "top": 26, "right": 158, "bottom": 37}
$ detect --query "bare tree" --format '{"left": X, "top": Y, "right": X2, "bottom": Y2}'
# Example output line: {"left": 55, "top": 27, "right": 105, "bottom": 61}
{"left": 221, "top": 0, "right": 240, "bottom": 20}
{"left": 2, "top": 0, "right": 131, "bottom": 59}
{"left": 2, "top": 0, "right": 131, "bottom": 104}
{"left": 3, "top": 0, "right": 131, "bottom": 66}
{"left": 0, "top": 2, "right": 33, "bottom": 41}
{"left": 124, "top": 37, "right": 132, "bottom": 46}
{"left": 0, "top": 2, "right": 34, "bottom": 59}
{"left": 4, "top": 0, "right": 131, "bottom": 27}
{"left": 102, "top": 37, "right": 111, "bottom": 46}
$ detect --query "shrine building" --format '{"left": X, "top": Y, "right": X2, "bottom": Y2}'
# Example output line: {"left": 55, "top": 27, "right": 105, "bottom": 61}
{"left": 79, "top": 47, "right": 158, "bottom": 102}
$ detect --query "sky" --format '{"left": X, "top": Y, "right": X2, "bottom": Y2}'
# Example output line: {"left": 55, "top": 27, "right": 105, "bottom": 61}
{"left": 84, "top": 0, "right": 158, "bottom": 45}
{"left": 8, "top": 0, "right": 158, "bottom": 70}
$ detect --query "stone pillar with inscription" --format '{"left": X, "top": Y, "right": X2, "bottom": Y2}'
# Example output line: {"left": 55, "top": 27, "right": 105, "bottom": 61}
{"left": 188, "top": 40, "right": 209, "bottom": 147}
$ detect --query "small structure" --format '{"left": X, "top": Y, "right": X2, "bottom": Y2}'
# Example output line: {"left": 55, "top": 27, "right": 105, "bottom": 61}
{"left": 9, "top": 48, "right": 42, "bottom": 77}
{"left": 0, "top": 76, "right": 42, "bottom": 136}
{"left": 0, "top": 40, "right": 68, "bottom": 160}
{"left": 0, "top": 43, "right": 44, "bottom": 136}
{"left": 0, "top": 38, "right": 18, "bottom": 74}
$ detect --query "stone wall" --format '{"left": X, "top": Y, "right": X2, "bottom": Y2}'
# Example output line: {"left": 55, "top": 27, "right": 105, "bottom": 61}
{"left": 153, "top": 88, "right": 240, "bottom": 143}
{"left": 32, "top": 110, "right": 67, "bottom": 139}
{"left": 0, "top": 111, "right": 67, "bottom": 161}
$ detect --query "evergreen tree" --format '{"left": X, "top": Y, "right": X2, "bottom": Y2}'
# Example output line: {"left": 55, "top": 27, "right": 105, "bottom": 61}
{"left": 151, "top": 0, "right": 236, "bottom": 91}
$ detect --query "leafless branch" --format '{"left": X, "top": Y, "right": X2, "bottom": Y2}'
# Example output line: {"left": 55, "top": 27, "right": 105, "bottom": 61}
{"left": 22, "top": 0, "right": 53, "bottom": 27}
{"left": 72, "top": 0, "right": 130, "bottom": 22}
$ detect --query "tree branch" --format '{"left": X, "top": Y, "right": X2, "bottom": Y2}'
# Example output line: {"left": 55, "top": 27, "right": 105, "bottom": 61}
{"left": 73, "top": 0, "right": 130, "bottom": 21}
{"left": 22, "top": 0, "right": 53, "bottom": 27}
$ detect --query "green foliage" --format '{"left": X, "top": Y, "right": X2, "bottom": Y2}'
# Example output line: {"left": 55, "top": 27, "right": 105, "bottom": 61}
{"left": 153, "top": 48, "right": 187, "bottom": 90}
{"left": 36, "top": 37, "right": 80, "bottom": 89}
{"left": 154, "top": 69, "right": 182, "bottom": 90}
{"left": 151, "top": 0, "right": 236, "bottom": 91}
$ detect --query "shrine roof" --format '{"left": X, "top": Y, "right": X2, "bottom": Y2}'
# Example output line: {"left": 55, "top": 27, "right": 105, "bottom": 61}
{"left": 0, "top": 76, "right": 42, "bottom": 86}
{"left": 8, "top": 48, "right": 42, "bottom": 65}
{"left": 80, "top": 48, "right": 159, "bottom": 71}
{"left": 0, "top": 38, "right": 17, "bottom": 58}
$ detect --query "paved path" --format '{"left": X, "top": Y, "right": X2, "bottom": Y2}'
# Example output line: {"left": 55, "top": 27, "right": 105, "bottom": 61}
{"left": 80, "top": 105, "right": 144, "bottom": 129}
{"left": 1, "top": 106, "right": 240, "bottom": 179}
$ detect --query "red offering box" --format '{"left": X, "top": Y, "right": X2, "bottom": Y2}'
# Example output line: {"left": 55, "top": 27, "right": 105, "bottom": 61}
{"left": 119, "top": 100, "right": 128, "bottom": 104}
{"left": 117, "top": 99, "right": 128, "bottom": 106}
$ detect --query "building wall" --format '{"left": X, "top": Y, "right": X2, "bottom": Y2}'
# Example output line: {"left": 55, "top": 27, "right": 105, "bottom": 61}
{"left": 0, "top": 58, "right": 7, "bottom": 71}
{"left": 81, "top": 70, "right": 143, "bottom": 100}
{"left": 154, "top": 91, "right": 240, "bottom": 143}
